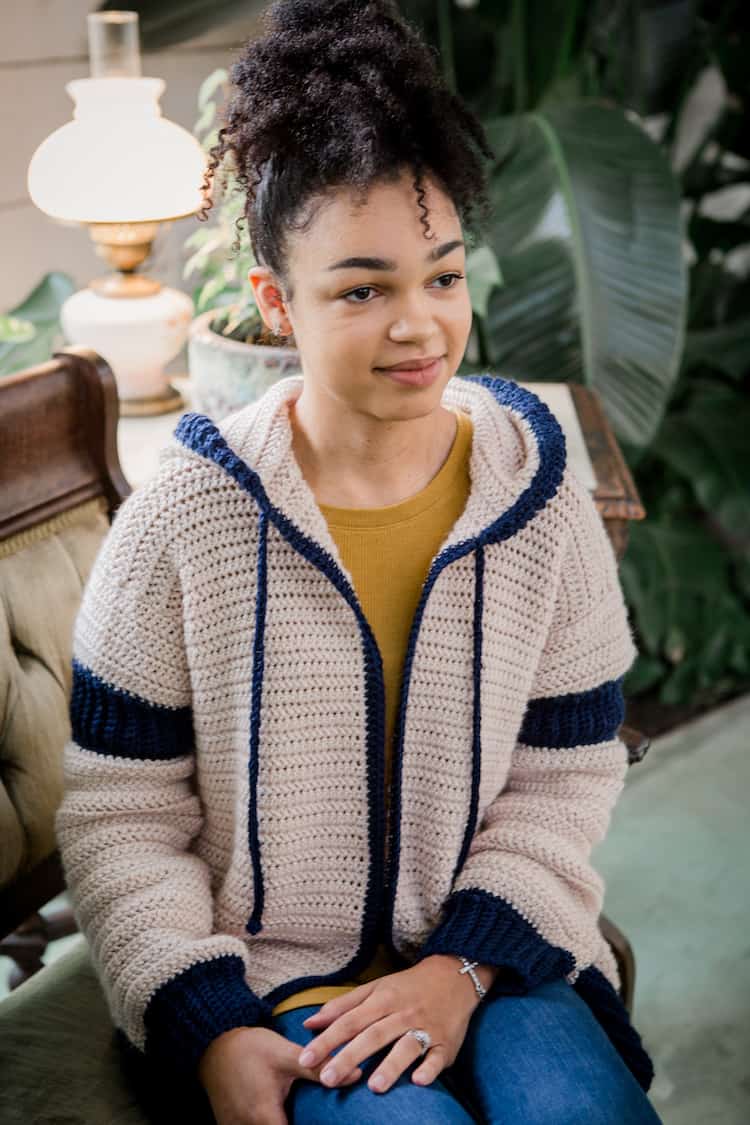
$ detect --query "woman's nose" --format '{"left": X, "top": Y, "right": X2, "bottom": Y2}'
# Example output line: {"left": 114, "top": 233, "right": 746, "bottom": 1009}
{"left": 386, "top": 294, "right": 440, "bottom": 337}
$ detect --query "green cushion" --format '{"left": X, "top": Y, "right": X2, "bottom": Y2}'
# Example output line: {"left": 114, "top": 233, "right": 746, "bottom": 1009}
{"left": 0, "top": 934, "right": 148, "bottom": 1124}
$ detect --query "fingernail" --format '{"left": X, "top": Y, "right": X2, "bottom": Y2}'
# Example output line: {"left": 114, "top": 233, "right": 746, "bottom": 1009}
{"left": 299, "top": 1049, "right": 314, "bottom": 1066}
{"left": 369, "top": 1074, "right": 385, "bottom": 1091}
{"left": 320, "top": 1065, "right": 337, "bottom": 1084}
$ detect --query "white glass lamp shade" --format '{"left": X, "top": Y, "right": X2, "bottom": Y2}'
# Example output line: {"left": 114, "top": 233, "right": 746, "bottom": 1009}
{"left": 27, "top": 77, "right": 209, "bottom": 223}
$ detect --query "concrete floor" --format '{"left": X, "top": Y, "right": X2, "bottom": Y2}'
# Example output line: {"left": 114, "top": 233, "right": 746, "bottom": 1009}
{"left": 593, "top": 691, "right": 750, "bottom": 1124}
{"left": 3, "top": 692, "right": 749, "bottom": 1122}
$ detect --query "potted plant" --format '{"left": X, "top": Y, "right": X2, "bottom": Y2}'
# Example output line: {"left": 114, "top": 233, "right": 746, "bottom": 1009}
{"left": 182, "top": 68, "right": 303, "bottom": 421}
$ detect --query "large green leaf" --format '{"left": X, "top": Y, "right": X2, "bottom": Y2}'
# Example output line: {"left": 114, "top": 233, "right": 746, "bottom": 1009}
{"left": 483, "top": 116, "right": 556, "bottom": 255}
{"left": 620, "top": 517, "right": 750, "bottom": 705}
{"left": 512, "top": 0, "right": 587, "bottom": 111}
{"left": 585, "top": 0, "right": 701, "bottom": 116}
{"left": 465, "top": 245, "right": 503, "bottom": 320}
{"left": 483, "top": 240, "right": 580, "bottom": 383}
{"left": 481, "top": 101, "right": 687, "bottom": 449}
{"left": 0, "top": 273, "right": 76, "bottom": 378}
{"left": 682, "top": 317, "right": 750, "bottom": 380}
{"left": 656, "top": 383, "right": 750, "bottom": 546}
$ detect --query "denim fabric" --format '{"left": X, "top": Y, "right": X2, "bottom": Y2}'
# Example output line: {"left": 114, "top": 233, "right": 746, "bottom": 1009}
{"left": 277, "top": 976, "right": 663, "bottom": 1124}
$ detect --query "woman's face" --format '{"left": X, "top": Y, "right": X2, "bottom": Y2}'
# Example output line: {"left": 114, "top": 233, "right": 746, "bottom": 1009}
{"left": 248, "top": 167, "right": 473, "bottom": 424}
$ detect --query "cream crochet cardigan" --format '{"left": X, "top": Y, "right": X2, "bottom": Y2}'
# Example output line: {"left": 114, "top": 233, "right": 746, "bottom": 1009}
{"left": 56, "top": 373, "right": 654, "bottom": 1091}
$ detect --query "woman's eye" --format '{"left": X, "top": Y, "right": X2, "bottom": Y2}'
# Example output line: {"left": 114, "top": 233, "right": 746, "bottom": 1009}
{"left": 431, "top": 271, "right": 465, "bottom": 288}
{"left": 344, "top": 286, "right": 377, "bottom": 304}
{"left": 342, "top": 272, "right": 465, "bottom": 304}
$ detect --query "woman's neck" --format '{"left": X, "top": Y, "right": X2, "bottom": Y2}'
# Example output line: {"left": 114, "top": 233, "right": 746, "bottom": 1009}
{"left": 289, "top": 392, "right": 458, "bottom": 509}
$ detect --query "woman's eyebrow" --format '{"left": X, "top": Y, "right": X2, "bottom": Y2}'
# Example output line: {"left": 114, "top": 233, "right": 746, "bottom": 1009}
{"left": 326, "top": 239, "right": 465, "bottom": 272}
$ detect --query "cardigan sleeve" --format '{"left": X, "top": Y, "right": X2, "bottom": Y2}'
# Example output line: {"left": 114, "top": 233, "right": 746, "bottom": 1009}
{"left": 54, "top": 476, "right": 274, "bottom": 1079}
{"left": 414, "top": 467, "right": 638, "bottom": 993}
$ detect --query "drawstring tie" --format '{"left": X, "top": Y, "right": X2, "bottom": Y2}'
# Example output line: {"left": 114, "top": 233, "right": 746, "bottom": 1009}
{"left": 246, "top": 508, "right": 268, "bottom": 935}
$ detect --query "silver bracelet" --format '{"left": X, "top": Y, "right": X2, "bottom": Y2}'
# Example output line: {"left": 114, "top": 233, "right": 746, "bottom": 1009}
{"left": 456, "top": 955, "right": 487, "bottom": 1000}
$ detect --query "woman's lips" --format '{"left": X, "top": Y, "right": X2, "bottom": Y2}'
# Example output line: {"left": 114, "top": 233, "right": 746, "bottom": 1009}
{"left": 376, "top": 356, "right": 444, "bottom": 387}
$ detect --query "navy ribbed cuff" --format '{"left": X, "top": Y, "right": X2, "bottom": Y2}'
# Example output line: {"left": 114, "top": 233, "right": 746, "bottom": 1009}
{"left": 142, "top": 952, "right": 275, "bottom": 1076}
{"left": 414, "top": 887, "right": 574, "bottom": 993}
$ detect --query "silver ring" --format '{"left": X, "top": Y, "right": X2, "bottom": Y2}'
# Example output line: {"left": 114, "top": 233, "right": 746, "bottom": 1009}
{"left": 404, "top": 1028, "right": 432, "bottom": 1057}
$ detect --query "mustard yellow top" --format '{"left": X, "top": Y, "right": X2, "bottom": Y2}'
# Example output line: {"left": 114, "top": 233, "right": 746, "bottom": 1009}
{"left": 270, "top": 405, "right": 473, "bottom": 1016}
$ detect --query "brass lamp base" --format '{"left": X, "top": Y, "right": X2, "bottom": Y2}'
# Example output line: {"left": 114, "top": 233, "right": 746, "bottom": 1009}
{"left": 87, "top": 222, "right": 166, "bottom": 299}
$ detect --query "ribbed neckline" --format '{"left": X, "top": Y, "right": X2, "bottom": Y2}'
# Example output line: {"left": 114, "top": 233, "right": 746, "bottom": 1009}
{"left": 319, "top": 407, "right": 472, "bottom": 529}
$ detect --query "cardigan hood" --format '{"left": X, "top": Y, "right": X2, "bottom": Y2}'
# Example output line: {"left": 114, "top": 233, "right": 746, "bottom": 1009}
{"left": 57, "top": 373, "right": 654, "bottom": 1094}
{"left": 164, "top": 371, "right": 567, "bottom": 567}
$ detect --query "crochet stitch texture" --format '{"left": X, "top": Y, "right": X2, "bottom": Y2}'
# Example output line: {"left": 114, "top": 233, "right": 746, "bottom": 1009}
{"left": 56, "top": 372, "right": 654, "bottom": 1092}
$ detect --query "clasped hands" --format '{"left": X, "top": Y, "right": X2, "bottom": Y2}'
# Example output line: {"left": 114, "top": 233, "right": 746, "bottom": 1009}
{"left": 295, "top": 953, "right": 493, "bottom": 1096}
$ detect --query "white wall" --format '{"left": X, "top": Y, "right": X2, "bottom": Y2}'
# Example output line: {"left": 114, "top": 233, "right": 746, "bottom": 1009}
{"left": 0, "top": 0, "right": 263, "bottom": 368}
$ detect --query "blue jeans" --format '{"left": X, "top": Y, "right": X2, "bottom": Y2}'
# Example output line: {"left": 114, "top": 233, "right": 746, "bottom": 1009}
{"left": 276, "top": 976, "right": 663, "bottom": 1124}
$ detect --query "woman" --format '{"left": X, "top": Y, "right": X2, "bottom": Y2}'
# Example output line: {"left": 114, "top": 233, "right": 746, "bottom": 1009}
{"left": 56, "top": 1, "right": 663, "bottom": 1123}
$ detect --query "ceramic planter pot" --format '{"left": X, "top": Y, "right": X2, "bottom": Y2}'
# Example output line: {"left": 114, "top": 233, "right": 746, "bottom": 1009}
{"left": 187, "top": 308, "right": 302, "bottom": 421}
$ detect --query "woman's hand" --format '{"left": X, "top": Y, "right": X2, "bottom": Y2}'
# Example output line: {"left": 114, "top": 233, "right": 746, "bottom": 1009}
{"left": 296, "top": 954, "right": 492, "bottom": 1095}
{"left": 197, "top": 1024, "right": 363, "bottom": 1125}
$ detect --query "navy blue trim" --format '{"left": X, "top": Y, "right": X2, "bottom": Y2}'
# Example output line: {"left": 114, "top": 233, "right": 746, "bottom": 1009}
{"left": 519, "top": 675, "right": 626, "bottom": 748}
{"left": 382, "top": 376, "right": 567, "bottom": 959}
{"left": 413, "top": 887, "right": 574, "bottom": 991}
{"left": 172, "top": 410, "right": 388, "bottom": 976}
{"left": 142, "top": 953, "right": 275, "bottom": 1076}
{"left": 246, "top": 509, "right": 268, "bottom": 935}
{"left": 173, "top": 374, "right": 566, "bottom": 977}
{"left": 573, "top": 965, "right": 655, "bottom": 1092}
{"left": 452, "top": 545, "right": 485, "bottom": 886}
{"left": 470, "top": 375, "right": 567, "bottom": 549}
{"left": 69, "top": 656, "right": 193, "bottom": 761}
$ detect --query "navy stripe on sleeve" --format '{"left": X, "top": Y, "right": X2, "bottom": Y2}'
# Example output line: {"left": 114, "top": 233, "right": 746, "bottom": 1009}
{"left": 70, "top": 657, "right": 193, "bottom": 761}
{"left": 518, "top": 677, "right": 626, "bottom": 749}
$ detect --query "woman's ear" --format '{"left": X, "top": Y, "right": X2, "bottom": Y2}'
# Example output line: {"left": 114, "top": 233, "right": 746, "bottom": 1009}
{"left": 248, "top": 266, "right": 291, "bottom": 335}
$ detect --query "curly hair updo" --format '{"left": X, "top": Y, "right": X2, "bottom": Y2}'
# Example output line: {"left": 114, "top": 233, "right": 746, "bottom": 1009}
{"left": 198, "top": 0, "right": 497, "bottom": 304}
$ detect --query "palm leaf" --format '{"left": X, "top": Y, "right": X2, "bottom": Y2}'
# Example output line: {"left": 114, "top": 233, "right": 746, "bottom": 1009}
{"left": 619, "top": 517, "right": 750, "bottom": 704}
{"left": 657, "top": 383, "right": 750, "bottom": 546}
{"left": 481, "top": 101, "right": 687, "bottom": 449}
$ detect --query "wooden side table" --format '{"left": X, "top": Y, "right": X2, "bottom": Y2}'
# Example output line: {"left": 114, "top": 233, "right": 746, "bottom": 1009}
{"left": 116, "top": 374, "right": 192, "bottom": 492}
{"left": 568, "top": 383, "right": 646, "bottom": 560}
{"left": 522, "top": 382, "right": 646, "bottom": 562}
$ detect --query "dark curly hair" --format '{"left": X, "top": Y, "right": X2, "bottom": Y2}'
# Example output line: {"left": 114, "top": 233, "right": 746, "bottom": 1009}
{"left": 197, "top": 0, "right": 497, "bottom": 304}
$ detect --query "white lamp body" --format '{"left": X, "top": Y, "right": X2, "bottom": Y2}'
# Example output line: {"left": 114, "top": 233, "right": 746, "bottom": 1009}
{"left": 61, "top": 286, "right": 193, "bottom": 400}
{"left": 27, "top": 76, "right": 208, "bottom": 406}
{"left": 27, "top": 77, "right": 208, "bottom": 222}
